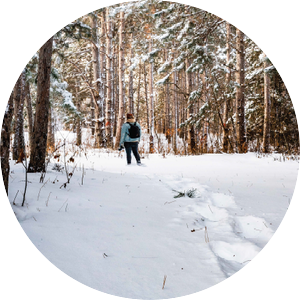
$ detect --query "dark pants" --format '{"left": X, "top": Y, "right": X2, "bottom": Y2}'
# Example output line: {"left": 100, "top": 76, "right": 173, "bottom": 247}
{"left": 124, "top": 142, "right": 141, "bottom": 164}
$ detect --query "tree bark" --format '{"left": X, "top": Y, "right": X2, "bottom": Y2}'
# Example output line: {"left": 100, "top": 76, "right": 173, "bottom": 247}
{"left": 262, "top": 53, "right": 271, "bottom": 153}
{"left": 115, "top": 11, "right": 125, "bottom": 149}
{"left": 149, "top": 40, "right": 155, "bottom": 153}
{"left": 222, "top": 22, "right": 231, "bottom": 152}
{"left": 24, "top": 81, "right": 34, "bottom": 154}
{"left": 1, "top": 92, "right": 14, "bottom": 194}
{"left": 13, "top": 71, "right": 26, "bottom": 161}
{"left": 105, "top": 7, "right": 113, "bottom": 148}
{"left": 28, "top": 37, "right": 53, "bottom": 173}
{"left": 201, "top": 72, "right": 208, "bottom": 153}
{"left": 235, "top": 29, "right": 246, "bottom": 153}
{"left": 186, "top": 59, "right": 195, "bottom": 154}
{"left": 172, "top": 70, "right": 178, "bottom": 154}
{"left": 47, "top": 107, "right": 55, "bottom": 152}
{"left": 128, "top": 33, "right": 134, "bottom": 115}
{"left": 144, "top": 62, "right": 150, "bottom": 134}
{"left": 90, "top": 13, "right": 104, "bottom": 148}
{"left": 136, "top": 62, "right": 142, "bottom": 122}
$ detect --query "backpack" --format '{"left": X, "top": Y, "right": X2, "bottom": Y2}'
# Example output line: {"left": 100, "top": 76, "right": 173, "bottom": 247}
{"left": 127, "top": 122, "right": 140, "bottom": 138}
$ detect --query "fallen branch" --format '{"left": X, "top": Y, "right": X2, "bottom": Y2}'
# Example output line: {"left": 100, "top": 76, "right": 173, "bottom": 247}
{"left": 162, "top": 275, "right": 167, "bottom": 289}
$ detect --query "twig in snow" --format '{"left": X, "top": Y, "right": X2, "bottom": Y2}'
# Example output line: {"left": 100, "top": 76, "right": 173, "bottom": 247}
{"left": 208, "top": 205, "right": 213, "bottom": 214}
{"left": 242, "top": 260, "right": 251, "bottom": 264}
{"left": 46, "top": 192, "right": 52, "bottom": 207}
{"left": 37, "top": 179, "right": 50, "bottom": 201}
{"left": 13, "top": 190, "right": 19, "bottom": 205}
{"left": 205, "top": 226, "right": 209, "bottom": 243}
{"left": 191, "top": 228, "right": 203, "bottom": 232}
{"left": 65, "top": 203, "right": 68, "bottom": 212}
{"left": 32, "top": 216, "right": 37, "bottom": 222}
{"left": 164, "top": 200, "right": 176, "bottom": 205}
{"left": 52, "top": 176, "right": 58, "bottom": 184}
{"left": 81, "top": 164, "right": 84, "bottom": 185}
{"left": 58, "top": 199, "right": 68, "bottom": 212}
{"left": 103, "top": 253, "right": 108, "bottom": 258}
{"left": 162, "top": 275, "right": 167, "bottom": 289}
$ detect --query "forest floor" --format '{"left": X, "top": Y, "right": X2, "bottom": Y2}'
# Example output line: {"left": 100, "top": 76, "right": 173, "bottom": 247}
{"left": 8, "top": 132, "right": 299, "bottom": 299}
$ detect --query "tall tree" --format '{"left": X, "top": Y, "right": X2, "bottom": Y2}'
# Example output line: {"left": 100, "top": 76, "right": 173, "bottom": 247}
{"left": 24, "top": 80, "right": 34, "bottom": 154}
{"left": 235, "top": 29, "right": 246, "bottom": 153}
{"left": 186, "top": 59, "right": 196, "bottom": 154}
{"left": 105, "top": 7, "right": 113, "bottom": 148}
{"left": 90, "top": 13, "right": 105, "bottom": 148}
{"left": 149, "top": 40, "right": 155, "bottom": 153}
{"left": 222, "top": 22, "right": 231, "bottom": 153}
{"left": 262, "top": 53, "right": 271, "bottom": 153}
{"left": 12, "top": 72, "right": 26, "bottom": 161}
{"left": 28, "top": 37, "right": 53, "bottom": 173}
{"left": 1, "top": 92, "right": 14, "bottom": 194}
{"left": 115, "top": 11, "right": 125, "bottom": 149}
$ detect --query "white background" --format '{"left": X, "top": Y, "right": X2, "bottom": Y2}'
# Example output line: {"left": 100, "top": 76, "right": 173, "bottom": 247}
{"left": 0, "top": 0, "right": 299, "bottom": 299}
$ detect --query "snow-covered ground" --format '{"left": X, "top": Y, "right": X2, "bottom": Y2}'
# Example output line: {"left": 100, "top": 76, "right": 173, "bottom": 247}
{"left": 7, "top": 132, "right": 298, "bottom": 299}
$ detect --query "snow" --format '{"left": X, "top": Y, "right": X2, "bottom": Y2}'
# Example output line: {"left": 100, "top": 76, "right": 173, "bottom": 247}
{"left": 7, "top": 130, "right": 298, "bottom": 299}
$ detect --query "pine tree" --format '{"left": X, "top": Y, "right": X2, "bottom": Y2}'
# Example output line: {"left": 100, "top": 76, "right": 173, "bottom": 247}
{"left": 28, "top": 37, "right": 53, "bottom": 173}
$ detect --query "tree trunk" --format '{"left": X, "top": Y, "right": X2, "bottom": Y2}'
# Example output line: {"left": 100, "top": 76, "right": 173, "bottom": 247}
{"left": 24, "top": 81, "right": 34, "bottom": 154}
{"left": 149, "top": 40, "right": 155, "bottom": 153}
{"left": 90, "top": 14, "right": 104, "bottom": 148}
{"left": 113, "top": 50, "right": 118, "bottom": 137}
{"left": 75, "top": 83, "right": 81, "bottom": 146}
{"left": 136, "top": 62, "right": 141, "bottom": 122}
{"left": 13, "top": 71, "right": 26, "bottom": 161}
{"left": 47, "top": 107, "right": 55, "bottom": 152}
{"left": 222, "top": 22, "right": 231, "bottom": 153}
{"left": 172, "top": 70, "right": 178, "bottom": 154}
{"left": 186, "top": 59, "right": 195, "bottom": 154}
{"left": 235, "top": 29, "right": 246, "bottom": 153}
{"left": 28, "top": 37, "right": 53, "bottom": 173}
{"left": 128, "top": 33, "right": 134, "bottom": 115}
{"left": 262, "top": 53, "right": 271, "bottom": 153}
{"left": 144, "top": 62, "right": 150, "bottom": 134}
{"left": 165, "top": 80, "right": 171, "bottom": 144}
{"left": 115, "top": 11, "right": 125, "bottom": 149}
{"left": 201, "top": 72, "right": 208, "bottom": 153}
{"left": 105, "top": 7, "right": 113, "bottom": 148}
{"left": 1, "top": 92, "right": 14, "bottom": 194}
{"left": 90, "top": 98, "right": 95, "bottom": 136}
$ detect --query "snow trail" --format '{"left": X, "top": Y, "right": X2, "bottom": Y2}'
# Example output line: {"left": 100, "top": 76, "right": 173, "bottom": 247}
{"left": 8, "top": 149, "right": 296, "bottom": 299}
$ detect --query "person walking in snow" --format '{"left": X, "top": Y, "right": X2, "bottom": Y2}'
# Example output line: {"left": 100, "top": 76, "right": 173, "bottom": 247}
{"left": 119, "top": 113, "right": 142, "bottom": 165}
